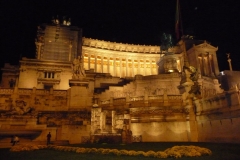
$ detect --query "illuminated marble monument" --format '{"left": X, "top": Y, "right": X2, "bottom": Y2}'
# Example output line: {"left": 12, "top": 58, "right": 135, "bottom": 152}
{"left": 0, "top": 18, "right": 240, "bottom": 144}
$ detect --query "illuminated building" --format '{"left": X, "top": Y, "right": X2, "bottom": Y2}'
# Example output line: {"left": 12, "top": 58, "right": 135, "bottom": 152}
{"left": 0, "top": 19, "right": 239, "bottom": 144}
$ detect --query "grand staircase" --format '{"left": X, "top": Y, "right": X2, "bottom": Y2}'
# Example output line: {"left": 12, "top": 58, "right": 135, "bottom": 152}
{"left": 94, "top": 78, "right": 133, "bottom": 94}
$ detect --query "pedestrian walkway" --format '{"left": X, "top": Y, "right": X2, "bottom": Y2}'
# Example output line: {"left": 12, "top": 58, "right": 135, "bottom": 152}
{"left": 0, "top": 139, "right": 69, "bottom": 148}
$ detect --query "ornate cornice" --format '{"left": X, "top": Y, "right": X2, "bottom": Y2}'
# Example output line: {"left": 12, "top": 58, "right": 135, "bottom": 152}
{"left": 19, "top": 58, "right": 72, "bottom": 70}
{"left": 83, "top": 37, "right": 161, "bottom": 54}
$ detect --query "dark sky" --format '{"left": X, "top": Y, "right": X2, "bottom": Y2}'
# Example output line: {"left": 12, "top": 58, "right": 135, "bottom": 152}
{"left": 1, "top": 0, "right": 240, "bottom": 71}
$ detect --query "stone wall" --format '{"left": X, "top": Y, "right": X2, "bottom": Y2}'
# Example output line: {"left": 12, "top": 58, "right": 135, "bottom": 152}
{"left": 131, "top": 122, "right": 189, "bottom": 142}
{"left": 219, "top": 70, "right": 240, "bottom": 91}
{"left": 197, "top": 117, "right": 240, "bottom": 143}
{"left": 18, "top": 58, "right": 73, "bottom": 90}
{"left": 196, "top": 90, "right": 240, "bottom": 143}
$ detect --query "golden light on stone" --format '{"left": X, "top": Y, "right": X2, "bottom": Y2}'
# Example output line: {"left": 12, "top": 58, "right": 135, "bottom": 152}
{"left": 0, "top": 19, "right": 239, "bottom": 145}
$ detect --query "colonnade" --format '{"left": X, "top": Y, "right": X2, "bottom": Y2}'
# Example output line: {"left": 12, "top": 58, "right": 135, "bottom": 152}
{"left": 198, "top": 53, "right": 214, "bottom": 77}
{"left": 83, "top": 54, "right": 158, "bottom": 77}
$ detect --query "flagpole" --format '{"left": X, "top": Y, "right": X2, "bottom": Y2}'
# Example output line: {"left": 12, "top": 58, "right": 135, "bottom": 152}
{"left": 179, "top": 0, "right": 184, "bottom": 37}
{"left": 175, "top": 0, "right": 180, "bottom": 40}
{"left": 175, "top": 0, "right": 184, "bottom": 40}
{"left": 175, "top": 0, "right": 188, "bottom": 67}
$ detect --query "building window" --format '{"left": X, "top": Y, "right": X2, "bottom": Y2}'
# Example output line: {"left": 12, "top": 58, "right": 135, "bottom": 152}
{"left": 44, "top": 72, "right": 55, "bottom": 79}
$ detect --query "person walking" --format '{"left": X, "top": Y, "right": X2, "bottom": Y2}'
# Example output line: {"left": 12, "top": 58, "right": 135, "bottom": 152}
{"left": 47, "top": 132, "right": 51, "bottom": 145}
{"left": 12, "top": 135, "right": 19, "bottom": 146}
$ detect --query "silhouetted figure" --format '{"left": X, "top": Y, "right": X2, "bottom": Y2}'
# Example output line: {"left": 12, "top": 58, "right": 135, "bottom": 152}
{"left": 11, "top": 135, "right": 19, "bottom": 146}
{"left": 9, "top": 79, "right": 15, "bottom": 88}
{"left": 47, "top": 132, "right": 51, "bottom": 145}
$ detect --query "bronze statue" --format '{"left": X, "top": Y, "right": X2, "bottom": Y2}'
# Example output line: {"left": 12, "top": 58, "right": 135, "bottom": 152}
{"left": 160, "top": 33, "right": 173, "bottom": 53}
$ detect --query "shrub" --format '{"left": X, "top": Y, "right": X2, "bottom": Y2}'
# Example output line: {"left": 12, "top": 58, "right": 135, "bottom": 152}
{"left": 10, "top": 143, "right": 212, "bottom": 159}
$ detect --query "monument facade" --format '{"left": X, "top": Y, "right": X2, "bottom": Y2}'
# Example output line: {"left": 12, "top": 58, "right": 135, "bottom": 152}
{"left": 0, "top": 19, "right": 239, "bottom": 144}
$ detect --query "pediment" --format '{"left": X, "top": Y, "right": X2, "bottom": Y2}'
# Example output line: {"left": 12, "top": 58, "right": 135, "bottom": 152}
{"left": 193, "top": 42, "right": 218, "bottom": 51}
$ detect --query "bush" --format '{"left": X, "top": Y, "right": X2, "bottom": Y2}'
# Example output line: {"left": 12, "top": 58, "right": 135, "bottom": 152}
{"left": 10, "top": 143, "right": 212, "bottom": 159}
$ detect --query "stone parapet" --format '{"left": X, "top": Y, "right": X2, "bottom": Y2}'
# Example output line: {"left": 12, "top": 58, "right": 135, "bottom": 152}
{"left": 83, "top": 37, "right": 160, "bottom": 53}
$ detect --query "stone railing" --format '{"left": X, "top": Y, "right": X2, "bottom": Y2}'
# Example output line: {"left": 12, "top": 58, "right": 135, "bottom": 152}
{"left": 196, "top": 90, "right": 240, "bottom": 114}
{"left": 113, "top": 98, "right": 126, "bottom": 104}
{"left": 0, "top": 88, "right": 67, "bottom": 97}
{"left": 99, "top": 99, "right": 110, "bottom": 105}
{"left": 148, "top": 95, "right": 163, "bottom": 101}
{"left": 35, "top": 89, "right": 50, "bottom": 95}
{"left": 0, "top": 89, "right": 14, "bottom": 95}
{"left": 167, "top": 95, "right": 182, "bottom": 101}
{"left": 53, "top": 90, "right": 67, "bottom": 96}
{"left": 129, "top": 96, "right": 144, "bottom": 102}
{"left": 130, "top": 106, "right": 188, "bottom": 115}
{"left": 98, "top": 95, "right": 183, "bottom": 107}
{"left": 18, "top": 89, "right": 32, "bottom": 95}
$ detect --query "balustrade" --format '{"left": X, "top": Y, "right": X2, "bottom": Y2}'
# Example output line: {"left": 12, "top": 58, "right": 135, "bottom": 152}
{"left": 113, "top": 98, "right": 126, "bottom": 104}
{"left": 0, "top": 89, "right": 14, "bottom": 94}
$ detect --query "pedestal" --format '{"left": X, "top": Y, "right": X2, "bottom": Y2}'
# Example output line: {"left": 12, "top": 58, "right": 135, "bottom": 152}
{"left": 69, "top": 79, "right": 90, "bottom": 109}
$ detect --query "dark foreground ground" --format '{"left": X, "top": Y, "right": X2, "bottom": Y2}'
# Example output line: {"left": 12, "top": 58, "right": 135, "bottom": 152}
{"left": 1, "top": 142, "right": 240, "bottom": 160}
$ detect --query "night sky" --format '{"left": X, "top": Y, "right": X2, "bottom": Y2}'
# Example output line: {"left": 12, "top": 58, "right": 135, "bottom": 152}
{"left": 1, "top": 0, "right": 240, "bottom": 72}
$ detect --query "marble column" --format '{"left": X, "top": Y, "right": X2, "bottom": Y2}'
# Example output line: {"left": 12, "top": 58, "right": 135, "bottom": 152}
{"left": 113, "top": 57, "right": 116, "bottom": 76}
{"left": 126, "top": 59, "right": 128, "bottom": 77}
{"left": 156, "top": 57, "right": 159, "bottom": 74}
{"left": 120, "top": 58, "right": 123, "bottom": 77}
{"left": 132, "top": 59, "right": 134, "bottom": 77}
{"left": 208, "top": 54, "right": 213, "bottom": 76}
{"left": 94, "top": 55, "right": 97, "bottom": 72}
{"left": 144, "top": 59, "right": 146, "bottom": 76}
{"left": 205, "top": 54, "right": 209, "bottom": 76}
{"left": 196, "top": 54, "right": 202, "bottom": 76}
{"left": 88, "top": 54, "right": 91, "bottom": 70}
{"left": 150, "top": 60, "right": 153, "bottom": 75}
{"left": 107, "top": 57, "right": 110, "bottom": 73}
{"left": 112, "top": 111, "right": 116, "bottom": 133}
{"left": 202, "top": 54, "right": 205, "bottom": 76}
{"left": 138, "top": 60, "right": 140, "bottom": 75}
{"left": 101, "top": 56, "right": 103, "bottom": 73}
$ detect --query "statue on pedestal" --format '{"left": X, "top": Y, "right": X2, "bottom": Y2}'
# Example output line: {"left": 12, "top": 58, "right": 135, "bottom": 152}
{"left": 72, "top": 56, "right": 86, "bottom": 79}
{"left": 160, "top": 33, "right": 173, "bottom": 54}
{"left": 226, "top": 53, "right": 233, "bottom": 71}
